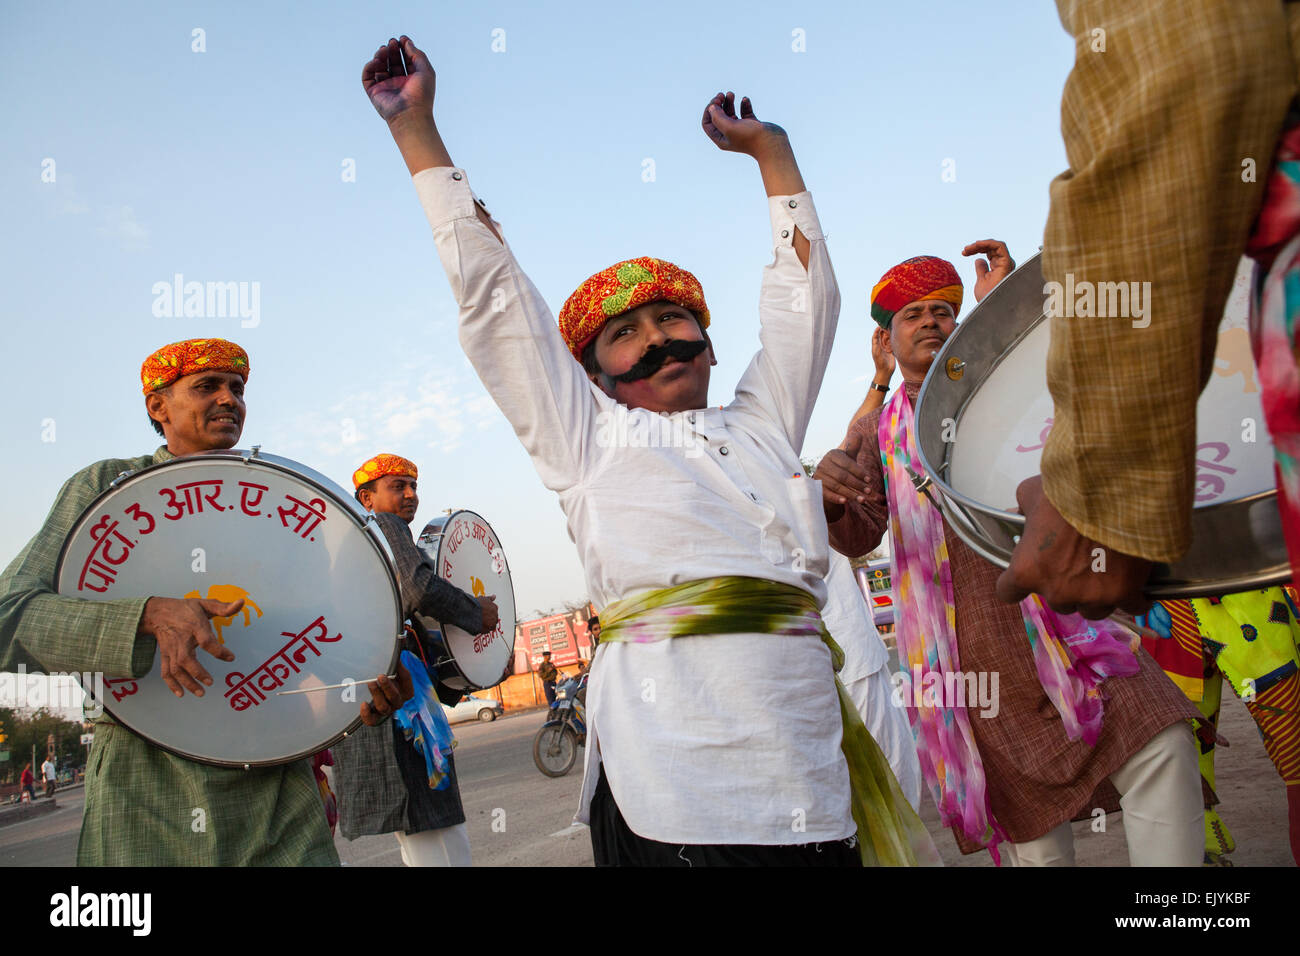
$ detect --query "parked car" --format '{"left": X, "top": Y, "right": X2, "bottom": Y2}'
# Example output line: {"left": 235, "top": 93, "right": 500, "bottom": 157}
{"left": 443, "top": 694, "right": 503, "bottom": 724}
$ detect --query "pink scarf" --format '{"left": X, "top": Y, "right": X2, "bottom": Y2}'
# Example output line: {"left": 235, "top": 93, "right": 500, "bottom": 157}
{"left": 879, "top": 387, "right": 1141, "bottom": 862}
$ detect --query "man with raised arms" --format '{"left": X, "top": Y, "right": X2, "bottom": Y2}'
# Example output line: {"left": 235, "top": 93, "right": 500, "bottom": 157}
{"left": 363, "top": 35, "right": 934, "bottom": 866}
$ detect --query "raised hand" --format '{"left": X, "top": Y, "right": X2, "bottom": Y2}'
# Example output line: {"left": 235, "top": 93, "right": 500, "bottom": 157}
{"left": 962, "top": 239, "right": 1016, "bottom": 303}
{"left": 701, "top": 92, "right": 788, "bottom": 157}
{"left": 139, "top": 596, "right": 240, "bottom": 698}
{"left": 871, "top": 327, "right": 895, "bottom": 382}
{"left": 362, "top": 36, "right": 436, "bottom": 123}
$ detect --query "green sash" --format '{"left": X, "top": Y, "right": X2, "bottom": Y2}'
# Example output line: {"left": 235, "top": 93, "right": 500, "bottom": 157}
{"left": 600, "top": 575, "right": 941, "bottom": 867}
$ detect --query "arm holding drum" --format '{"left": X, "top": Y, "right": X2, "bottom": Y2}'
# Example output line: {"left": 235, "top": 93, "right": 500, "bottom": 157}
{"left": 371, "top": 512, "right": 484, "bottom": 635}
{"left": 1039, "top": 2, "right": 1289, "bottom": 563}
{"left": 0, "top": 460, "right": 159, "bottom": 678}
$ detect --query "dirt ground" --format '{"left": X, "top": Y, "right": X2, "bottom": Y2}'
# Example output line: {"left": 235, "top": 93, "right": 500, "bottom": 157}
{"left": 922, "top": 685, "right": 1294, "bottom": 866}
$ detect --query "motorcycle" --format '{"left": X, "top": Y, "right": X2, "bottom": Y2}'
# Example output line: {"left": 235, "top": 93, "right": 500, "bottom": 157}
{"left": 532, "top": 673, "right": 588, "bottom": 777}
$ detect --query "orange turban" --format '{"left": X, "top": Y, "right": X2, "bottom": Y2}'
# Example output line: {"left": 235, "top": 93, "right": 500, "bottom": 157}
{"left": 141, "top": 338, "right": 250, "bottom": 394}
{"left": 352, "top": 453, "right": 418, "bottom": 490}
{"left": 870, "top": 256, "right": 963, "bottom": 329}
{"left": 558, "top": 257, "right": 710, "bottom": 360}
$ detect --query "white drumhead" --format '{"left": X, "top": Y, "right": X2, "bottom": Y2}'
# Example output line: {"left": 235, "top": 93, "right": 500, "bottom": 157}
{"left": 950, "top": 257, "right": 1273, "bottom": 509}
{"left": 56, "top": 452, "right": 402, "bottom": 767}
{"left": 418, "top": 511, "right": 515, "bottom": 689}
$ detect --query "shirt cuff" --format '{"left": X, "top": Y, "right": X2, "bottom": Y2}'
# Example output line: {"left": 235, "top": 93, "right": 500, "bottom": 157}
{"left": 412, "top": 166, "right": 490, "bottom": 231}
{"left": 768, "top": 191, "right": 824, "bottom": 249}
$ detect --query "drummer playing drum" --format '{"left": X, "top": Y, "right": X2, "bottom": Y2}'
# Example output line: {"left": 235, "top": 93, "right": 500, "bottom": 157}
{"left": 815, "top": 253, "right": 1208, "bottom": 866}
{"left": 0, "top": 338, "right": 413, "bottom": 866}
{"left": 332, "top": 453, "right": 498, "bottom": 867}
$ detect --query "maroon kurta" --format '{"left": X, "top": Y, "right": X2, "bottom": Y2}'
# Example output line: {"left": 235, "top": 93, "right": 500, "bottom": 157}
{"left": 827, "top": 382, "right": 1205, "bottom": 852}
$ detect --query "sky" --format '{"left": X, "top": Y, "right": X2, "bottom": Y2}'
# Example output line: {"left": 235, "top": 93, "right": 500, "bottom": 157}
{"left": 0, "top": 1, "right": 1076, "bottom": 712}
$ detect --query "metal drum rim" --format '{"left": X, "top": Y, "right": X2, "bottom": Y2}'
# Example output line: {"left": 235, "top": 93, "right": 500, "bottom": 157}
{"left": 54, "top": 450, "right": 404, "bottom": 769}
{"left": 418, "top": 508, "right": 517, "bottom": 691}
{"left": 913, "top": 253, "right": 1286, "bottom": 600}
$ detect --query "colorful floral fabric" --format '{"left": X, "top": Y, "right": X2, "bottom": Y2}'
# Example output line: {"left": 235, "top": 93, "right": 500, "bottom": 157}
{"left": 140, "top": 338, "right": 249, "bottom": 393}
{"left": 878, "top": 387, "right": 1140, "bottom": 863}
{"left": 558, "top": 257, "right": 711, "bottom": 360}
{"left": 1245, "top": 110, "right": 1300, "bottom": 583}
{"left": 870, "top": 256, "right": 963, "bottom": 329}
{"left": 393, "top": 649, "right": 456, "bottom": 791}
{"left": 352, "top": 453, "right": 418, "bottom": 490}
{"left": 1143, "top": 588, "right": 1300, "bottom": 797}
{"left": 599, "top": 575, "right": 942, "bottom": 867}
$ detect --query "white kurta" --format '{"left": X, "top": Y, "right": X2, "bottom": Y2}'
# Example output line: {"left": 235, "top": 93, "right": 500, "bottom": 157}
{"left": 415, "top": 168, "right": 853, "bottom": 844}
{"left": 821, "top": 552, "right": 922, "bottom": 811}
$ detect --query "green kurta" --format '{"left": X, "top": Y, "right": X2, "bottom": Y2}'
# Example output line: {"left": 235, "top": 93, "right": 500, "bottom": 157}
{"left": 0, "top": 446, "right": 338, "bottom": 866}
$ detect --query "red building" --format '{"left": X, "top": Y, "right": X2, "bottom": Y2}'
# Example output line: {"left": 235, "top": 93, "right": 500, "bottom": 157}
{"left": 513, "top": 603, "right": 597, "bottom": 672}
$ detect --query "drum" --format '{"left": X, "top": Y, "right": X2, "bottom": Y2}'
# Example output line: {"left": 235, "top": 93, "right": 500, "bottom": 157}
{"left": 417, "top": 510, "right": 516, "bottom": 690}
{"left": 914, "top": 254, "right": 1286, "bottom": 598}
{"left": 56, "top": 448, "right": 403, "bottom": 768}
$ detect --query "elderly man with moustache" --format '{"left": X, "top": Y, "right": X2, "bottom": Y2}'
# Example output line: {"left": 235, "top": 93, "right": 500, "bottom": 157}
{"left": 0, "top": 338, "right": 412, "bottom": 865}
{"left": 815, "top": 255, "right": 1208, "bottom": 865}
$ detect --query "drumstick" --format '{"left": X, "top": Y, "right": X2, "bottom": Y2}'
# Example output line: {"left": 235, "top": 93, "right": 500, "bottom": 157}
{"left": 276, "top": 675, "right": 397, "bottom": 695}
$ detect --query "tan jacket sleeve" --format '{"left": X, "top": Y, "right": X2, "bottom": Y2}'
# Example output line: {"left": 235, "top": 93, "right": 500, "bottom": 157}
{"left": 1041, "top": 0, "right": 1297, "bottom": 561}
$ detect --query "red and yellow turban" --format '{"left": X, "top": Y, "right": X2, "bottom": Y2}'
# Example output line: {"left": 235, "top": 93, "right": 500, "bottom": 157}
{"left": 141, "top": 338, "right": 250, "bottom": 394}
{"left": 870, "top": 256, "right": 963, "bottom": 329}
{"left": 558, "top": 257, "right": 710, "bottom": 360}
{"left": 352, "top": 453, "right": 418, "bottom": 490}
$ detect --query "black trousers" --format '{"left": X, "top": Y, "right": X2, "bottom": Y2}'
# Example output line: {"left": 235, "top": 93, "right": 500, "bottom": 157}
{"left": 589, "top": 767, "right": 861, "bottom": 867}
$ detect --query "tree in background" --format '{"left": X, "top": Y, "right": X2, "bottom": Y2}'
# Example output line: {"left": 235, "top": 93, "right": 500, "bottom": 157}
{"left": 0, "top": 706, "right": 84, "bottom": 784}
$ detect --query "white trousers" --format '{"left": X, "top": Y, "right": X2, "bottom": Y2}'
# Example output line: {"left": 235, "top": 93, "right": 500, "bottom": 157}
{"left": 843, "top": 666, "right": 923, "bottom": 813}
{"left": 1007, "top": 722, "right": 1203, "bottom": 867}
{"left": 394, "top": 823, "right": 473, "bottom": 867}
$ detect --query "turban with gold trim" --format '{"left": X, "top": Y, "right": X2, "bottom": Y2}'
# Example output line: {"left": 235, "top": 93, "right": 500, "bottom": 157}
{"left": 558, "top": 257, "right": 710, "bottom": 360}
{"left": 870, "top": 256, "right": 963, "bottom": 329}
{"left": 353, "top": 453, "right": 418, "bottom": 491}
{"left": 141, "top": 338, "right": 250, "bottom": 394}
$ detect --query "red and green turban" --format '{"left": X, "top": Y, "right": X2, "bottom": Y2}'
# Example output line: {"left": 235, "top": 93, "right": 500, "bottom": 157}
{"left": 870, "top": 256, "right": 963, "bottom": 329}
{"left": 353, "top": 453, "right": 419, "bottom": 490}
{"left": 141, "top": 338, "right": 250, "bottom": 394}
{"left": 558, "top": 257, "right": 711, "bottom": 360}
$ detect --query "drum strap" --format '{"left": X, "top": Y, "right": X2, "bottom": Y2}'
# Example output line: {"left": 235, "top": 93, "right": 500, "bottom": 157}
{"left": 598, "top": 575, "right": 940, "bottom": 867}
{"left": 405, "top": 622, "right": 432, "bottom": 672}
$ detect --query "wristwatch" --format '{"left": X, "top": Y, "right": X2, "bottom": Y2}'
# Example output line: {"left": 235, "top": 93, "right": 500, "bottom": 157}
{"left": 870, "top": 382, "right": 889, "bottom": 394}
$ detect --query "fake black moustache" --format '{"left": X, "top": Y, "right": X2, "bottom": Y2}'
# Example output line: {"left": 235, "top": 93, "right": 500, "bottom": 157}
{"left": 611, "top": 339, "right": 709, "bottom": 384}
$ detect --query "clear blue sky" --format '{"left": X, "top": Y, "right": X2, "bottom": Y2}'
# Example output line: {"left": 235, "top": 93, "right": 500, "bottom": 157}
{"left": 0, "top": 0, "right": 1074, "bottom": 631}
